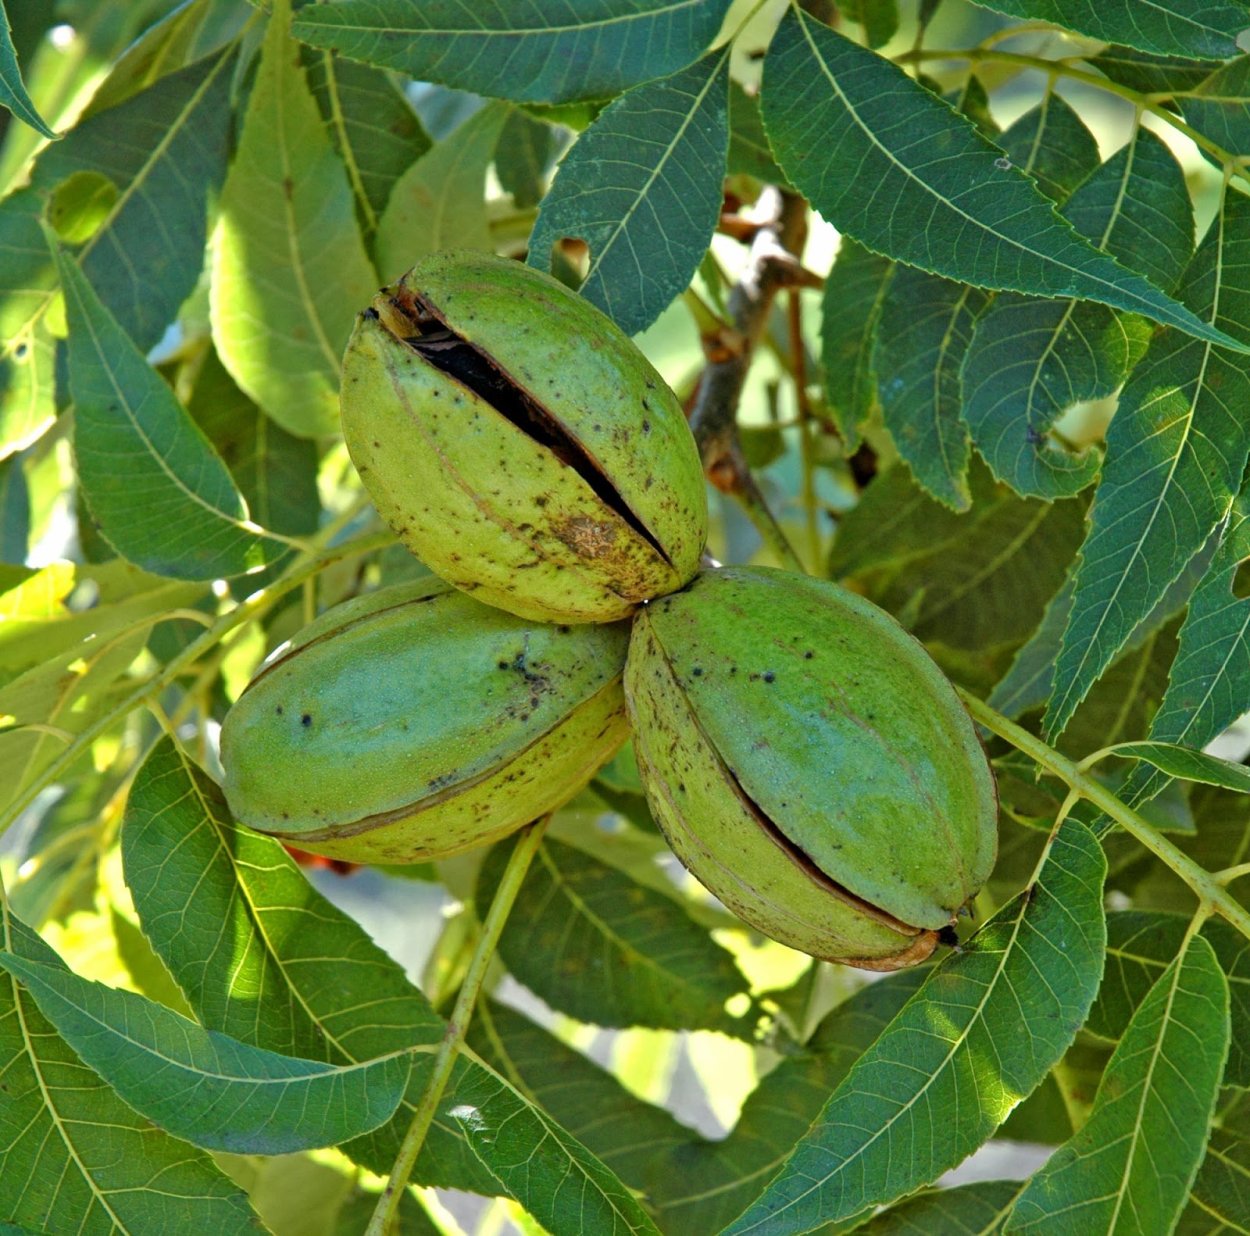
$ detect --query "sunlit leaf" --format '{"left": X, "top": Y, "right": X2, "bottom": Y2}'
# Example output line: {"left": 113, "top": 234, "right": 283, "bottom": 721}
{"left": 724, "top": 819, "right": 1107, "bottom": 1234}
{"left": 291, "top": 0, "right": 733, "bottom": 104}
{"left": 374, "top": 100, "right": 509, "bottom": 281}
{"left": 210, "top": 0, "right": 376, "bottom": 437}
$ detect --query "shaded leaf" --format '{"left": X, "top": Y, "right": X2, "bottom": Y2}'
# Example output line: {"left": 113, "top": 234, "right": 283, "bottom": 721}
{"left": 53, "top": 237, "right": 282, "bottom": 580}
{"left": 1179, "top": 1128, "right": 1250, "bottom": 1233}
{"left": 495, "top": 108, "right": 554, "bottom": 208}
{"left": 841, "top": 0, "right": 899, "bottom": 49}
{"left": 1109, "top": 740, "right": 1250, "bottom": 794}
{"left": 0, "top": 949, "right": 412, "bottom": 1155}
{"left": 0, "top": 912, "right": 263, "bottom": 1234}
{"left": 0, "top": 0, "right": 56, "bottom": 138}
{"left": 993, "top": 92, "right": 1100, "bottom": 206}
{"left": 477, "top": 834, "right": 751, "bottom": 1034}
{"left": 727, "top": 82, "right": 784, "bottom": 184}
{"left": 529, "top": 49, "right": 730, "bottom": 338}
{"left": 374, "top": 99, "right": 510, "bottom": 282}
{"left": 760, "top": 9, "right": 1245, "bottom": 353}
{"left": 859, "top": 1180, "right": 1022, "bottom": 1234}
{"left": 724, "top": 819, "right": 1107, "bottom": 1234}
{"left": 304, "top": 48, "right": 432, "bottom": 240}
{"left": 963, "top": 128, "right": 1191, "bottom": 500}
{"left": 210, "top": 0, "right": 376, "bottom": 437}
{"left": 1007, "top": 934, "right": 1230, "bottom": 1234}
{"left": 291, "top": 0, "right": 733, "bottom": 105}
{"left": 971, "top": 0, "right": 1250, "bottom": 59}
{"left": 819, "top": 238, "right": 891, "bottom": 449}
{"left": 1181, "top": 57, "right": 1250, "bottom": 157}
{"left": 828, "top": 461, "right": 1086, "bottom": 652}
{"left": 875, "top": 271, "right": 984, "bottom": 509}
{"left": 1047, "top": 190, "right": 1250, "bottom": 737}
{"left": 1091, "top": 45, "right": 1215, "bottom": 95}
{"left": 1088, "top": 911, "right": 1250, "bottom": 1089}
{"left": 0, "top": 452, "right": 28, "bottom": 562}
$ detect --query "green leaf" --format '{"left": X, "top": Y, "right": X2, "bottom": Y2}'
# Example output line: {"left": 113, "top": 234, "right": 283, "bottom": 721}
{"left": 874, "top": 270, "right": 984, "bottom": 509}
{"left": 304, "top": 48, "right": 431, "bottom": 240}
{"left": 820, "top": 238, "right": 891, "bottom": 449}
{"left": 1090, "top": 46, "right": 1214, "bottom": 95}
{"left": 529, "top": 48, "right": 730, "bottom": 338}
{"left": 1181, "top": 57, "right": 1250, "bottom": 156}
{"left": 1136, "top": 485, "right": 1250, "bottom": 798}
{"left": 840, "top": 0, "right": 900, "bottom": 49}
{"left": 210, "top": 0, "right": 376, "bottom": 438}
{"left": 0, "top": 0, "right": 56, "bottom": 138}
{"left": 33, "top": 46, "right": 237, "bottom": 351}
{"left": 760, "top": 9, "right": 1248, "bottom": 354}
{"left": 374, "top": 100, "right": 510, "bottom": 281}
{"left": 495, "top": 108, "right": 554, "bottom": 208}
{"left": 0, "top": 453, "right": 28, "bottom": 562}
{"left": 964, "top": 128, "right": 1191, "bottom": 501}
{"left": 291, "top": 0, "right": 734, "bottom": 105}
{"left": 1006, "top": 934, "right": 1230, "bottom": 1234}
{"left": 187, "top": 348, "right": 321, "bottom": 539}
{"left": 828, "top": 461, "right": 1087, "bottom": 652}
{"left": 1089, "top": 911, "right": 1250, "bottom": 1089}
{"left": 1108, "top": 740, "right": 1250, "bottom": 793}
{"left": 52, "top": 236, "right": 283, "bottom": 581}
{"left": 969, "top": 0, "right": 1250, "bottom": 59}
{"left": 727, "top": 82, "right": 784, "bottom": 184}
{"left": 1046, "top": 191, "right": 1250, "bottom": 737}
{"left": 121, "top": 738, "right": 662, "bottom": 1235}
{"left": 477, "top": 834, "right": 751, "bottom": 1034}
{"left": 1180, "top": 1128, "right": 1250, "bottom": 1232}
{"left": 858, "top": 1180, "right": 1022, "bottom": 1234}
{"left": 994, "top": 92, "right": 1101, "bottom": 205}
{"left": 723, "top": 818, "right": 1108, "bottom": 1235}
{"left": 0, "top": 948, "right": 413, "bottom": 1155}
{"left": 0, "top": 912, "right": 263, "bottom": 1234}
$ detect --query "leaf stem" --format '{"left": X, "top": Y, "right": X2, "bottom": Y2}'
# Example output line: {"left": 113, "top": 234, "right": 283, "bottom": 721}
{"left": 960, "top": 690, "right": 1250, "bottom": 943}
{"left": 366, "top": 817, "right": 550, "bottom": 1236}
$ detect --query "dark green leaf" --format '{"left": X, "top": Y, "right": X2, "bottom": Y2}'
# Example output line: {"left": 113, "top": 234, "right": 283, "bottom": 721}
{"left": 840, "top": 0, "right": 899, "bottom": 48}
{"left": 304, "top": 49, "right": 432, "bottom": 239}
{"left": 0, "top": 452, "right": 28, "bottom": 562}
{"left": 859, "top": 1180, "right": 1022, "bottom": 1234}
{"left": 728, "top": 81, "right": 784, "bottom": 183}
{"left": 760, "top": 9, "right": 1246, "bottom": 353}
{"left": 819, "top": 238, "right": 891, "bottom": 449}
{"left": 1179, "top": 1128, "right": 1250, "bottom": 1232}
{"left": 1047, "top": 191, "right": 1250, "bottom": 737}
{"left": 291, "top": 0, "right": 733, "bottom": 105}
{"left": 374, "top": 100, "right": 510, "bottom": 281}
{"left": 0, "top": 912, "right": 263, "bottom": 1234}
{"left": 874, "top": 270, "right": 984, "bottom": 509}
{"left": 964, "top": 128, "right": 1190, "bottom": 501}
{"left": 829, "top": 461, "right": 1086, "bottom": 652}
{"left": 477, "top": 834, "right": 752, "bottom": 1034}
{"left": 0, "top": 948, "right": 412, "bottom": 1154}
{"left": 1007, "top": 935, "right": 1230, "bottom": 1234}
{"left": 994, "top": 93, "right": 1100, "bottom": 205}
{"left": 724, "top": 818, "right": 1107, "bottom": 1234}
{"left": 1181, "top": 57, "right": 1250, "bottom": 156}
{"left": 970, "top": 0, "right": 1250, "bottom": 59}
{"left": 529, "top": 49, "right": 730, "bottom": 338}
{"left": 1089, "top": 911, "right": 1250, "bottom": 1089}
{"left": 211, "top": 0, "right": 376, "bottom": 438}
{"left": 1090, "top": 46, "right": 1215, "bottom": 95}
{"left": 53, "top": 237, "right": 283, "bottom": 580}
{"left": 495, "top": 107, "right": 554, "bottom": 208}
{"left": 0, "top": 0, "right": 56, "bottom": 138}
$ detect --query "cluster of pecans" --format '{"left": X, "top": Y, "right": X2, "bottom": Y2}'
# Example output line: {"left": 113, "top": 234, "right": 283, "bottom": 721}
{"left": 220, "top": 252, "right": 997, "bottom": 970}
